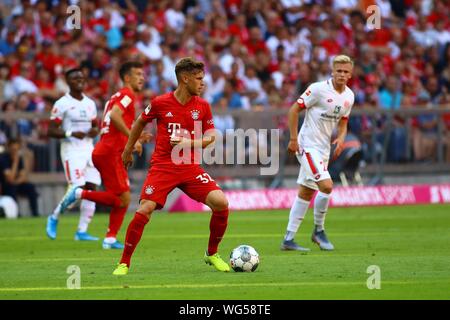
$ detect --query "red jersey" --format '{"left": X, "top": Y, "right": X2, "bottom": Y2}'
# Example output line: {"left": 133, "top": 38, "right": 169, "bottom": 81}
{"left": 96, "top": 87, "right": 137, "bottom": 154}
{"left": 141, "top": 92, "right": 215, "bottom": 166}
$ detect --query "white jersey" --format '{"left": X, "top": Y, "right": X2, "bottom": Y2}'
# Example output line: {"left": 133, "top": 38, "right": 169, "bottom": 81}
{"left": 296, "top": 78, "right": 354, "bottom": 159}
{"left": 50, "top": 93, "right": 97, "bottom": 156}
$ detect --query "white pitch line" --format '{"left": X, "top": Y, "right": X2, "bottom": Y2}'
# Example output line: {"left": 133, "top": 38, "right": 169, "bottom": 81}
{"left": 0, "top": 232, "right": 408, "bottom": 241}
{"left": 1, "top": 280, "right": 448, "bottom": 292}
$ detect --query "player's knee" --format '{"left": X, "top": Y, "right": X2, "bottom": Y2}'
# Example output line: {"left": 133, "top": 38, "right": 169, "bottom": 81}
{"left": 138, "top": 200, "right": 157, "bottom": 216}
{"left": 319, "top": 182, "right": 333, "bottom": 194}
{"left": 298, "top": 186, "right": 315, "bottom": 201}
{"left": 210, "top": 197, "right": 229, "bottom": 212}
{"left": 119, "top": 193, "right": 131, "bottom": 208}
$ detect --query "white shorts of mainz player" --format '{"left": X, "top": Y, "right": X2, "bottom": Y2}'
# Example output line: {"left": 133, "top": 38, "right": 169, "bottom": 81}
{"left": 296, "top": 147, "right": 331, "bottom": 190}
{"left": 61, "top": 152, "right": 101, "bottom": 187}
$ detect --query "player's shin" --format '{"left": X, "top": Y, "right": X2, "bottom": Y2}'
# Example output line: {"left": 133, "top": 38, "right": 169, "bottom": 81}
{"left": 285, "top": 197, "right": 310, "bottom": 241}
{"left": 106, "top": 205, "right": 128, "bottom": 239}
{"left": 78, "top": 200, "right": 95, "bottom": 232}
{"left": 120, "top": 212, "right": 150, "bottom": 267}
{"left": 208, "top": 209, "right": 229, "bottom": 256}
{"left": 314, "top": 191, "right": 331, "bottom": 231}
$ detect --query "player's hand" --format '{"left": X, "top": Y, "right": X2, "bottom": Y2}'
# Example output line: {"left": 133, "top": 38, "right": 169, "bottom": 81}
{"left": 133, "top": 141, "right": 143, "bottom": 156}
{"left": 331, "top": 137, "right": 344, "bottom": 160}
{"left": 169, "top": 136, "right": 182, "bottom": 146}
{"left": 170, "top": 136, "right": 191, "bottom": 147}
{"left": 122, "top": 149, "right": 133, "bottom": 169}
{"left": 86, "top": 128, "right": 99, "bottom": 138}
{"left": 139, "top": 131, "right": 153, "bottom": 143}
{"left": 287, "top": 139, "right": 299, "bottom": 155}
{"left": 72, "top": 131, "right": 86, "bottom": 139}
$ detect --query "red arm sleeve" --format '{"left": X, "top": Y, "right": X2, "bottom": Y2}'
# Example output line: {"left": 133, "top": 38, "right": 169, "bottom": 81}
{"left": 141, "top": 100, "right": 158, "bottom": 123}
{"left": 202, "top": 103, "right": 215, "bottom": 133}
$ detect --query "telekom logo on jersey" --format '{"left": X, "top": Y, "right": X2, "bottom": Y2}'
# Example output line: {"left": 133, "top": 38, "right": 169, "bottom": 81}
{"left": 169, "top": 121, "right": 280, "bottom": 176}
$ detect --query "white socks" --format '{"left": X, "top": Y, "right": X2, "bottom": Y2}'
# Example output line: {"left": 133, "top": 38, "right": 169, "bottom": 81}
{"left": 285, "top": 197, "right": 310, "bottom": 241}
{"left": 51, "top": 202, "right": 62, "bottom": 219}
{"left": 284, "top": 191, "right": 332, "bottom": 241}
{"left": 77, "top": 200, "right": 96, "bottom": 233}
{"left": 104, "top": 237, "right": 117, "bottom": 244}
{"left": 314, "top": 191, "right": 331, "bottom": 232}
{"left": 75, "top": 188, "right": 83, "bottom": 199}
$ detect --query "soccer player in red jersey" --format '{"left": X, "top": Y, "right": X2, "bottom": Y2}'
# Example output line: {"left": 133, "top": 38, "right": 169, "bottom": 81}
{"left": 59, "top": 61, "right": 150, "bottom": 249}
{"left": 112, "top": 57, "right": 231, "bottom": 275}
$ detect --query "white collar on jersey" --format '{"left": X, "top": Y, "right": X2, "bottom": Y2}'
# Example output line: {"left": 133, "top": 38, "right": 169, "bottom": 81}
{"left": 327, "top": 78, "right": 347, "bottom": 94}
{"left": 66, "top": 92, "right": 86, "bottom": 101}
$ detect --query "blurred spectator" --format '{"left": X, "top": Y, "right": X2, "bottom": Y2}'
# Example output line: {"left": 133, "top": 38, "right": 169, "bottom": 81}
{"left": 11, "top": 60, "right": 38, "bottom": 95}
{"left": 412, "top": 91, "right": 438, "bottom": 161}
{"left": 0, "top": 30, "right": 16, "bottom": 56}
{"left": 379, "top": 76, "right": 403, "bottom": 110}
{"left": 0, "top": 0, "right": 447, "bottom": 168}
{"left": 242, "top": 64, "right": 267, "bottom": 106}
{"left": 204, "top": 65, "right": 225, "bottom": 102}
{"left": 213, "top": 97, "right": 236, "bottom": 135}
{"left": 0, "top": 63, "right": 14, "bottom": 103}
{"left": 0, "top": 137, "right": 39, "bottom": 217}
{"left": 136, "top": 24, "right": 162, "bottom": 61}
{"left": 165, "top": 0, "right": 186, "bottom": 33}
{"left": 212, "top": 80, "right": 248, "bottom": 110}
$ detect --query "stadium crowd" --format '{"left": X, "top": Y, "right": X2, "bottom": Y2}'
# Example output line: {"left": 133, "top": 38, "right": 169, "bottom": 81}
{"left": 0, "top": 0, "right": 449, "bottom": 173}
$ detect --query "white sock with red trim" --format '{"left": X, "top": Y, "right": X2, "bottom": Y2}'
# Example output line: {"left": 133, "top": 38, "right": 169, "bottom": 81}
{"left": 314, "top": 191, "right": 331, "bottom": 231}
{"left": 285, "top": 197, "right": 310, "bottom": 241}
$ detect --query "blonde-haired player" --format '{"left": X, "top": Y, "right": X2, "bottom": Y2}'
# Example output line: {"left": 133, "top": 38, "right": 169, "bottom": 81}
{"left": 281, "top": 55, "right": 355, "bottom": 251}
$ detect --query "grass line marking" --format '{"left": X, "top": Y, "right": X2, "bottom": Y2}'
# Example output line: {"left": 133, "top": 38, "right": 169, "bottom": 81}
{"left": 0, "top": 232, "right": 427, "bottom": 241}
{"left": 1, "top": 280, "right": 449, "bottom": 292}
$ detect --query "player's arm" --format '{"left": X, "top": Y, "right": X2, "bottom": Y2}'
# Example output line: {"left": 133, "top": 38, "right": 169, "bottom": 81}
{"left": 47, "top": 119, "right": 86, "bottom": 139}
{"left": 109, "top": 104, "right": 131, "bottom": 137}
{"left": 122, "top": 115, "right": 147, "bottom": 169}
{"left": 170, "top": 103, "right": 217, "bottom": 148}
{"left": 87, "top": 118, "right": 99, "bottom": 138}
{"left": 287, "top": 101, "right": 305, "bottom": 155}
{"left": 170, "top": 130, "right": 216, "bottom": 148}
{"left": 331, "top": 118, "right": 348, "bottom": 159}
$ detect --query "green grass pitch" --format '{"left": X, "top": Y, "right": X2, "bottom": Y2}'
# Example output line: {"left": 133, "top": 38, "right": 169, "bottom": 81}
{"left": 0, "top": 204, "right": 449, "bottom": 300}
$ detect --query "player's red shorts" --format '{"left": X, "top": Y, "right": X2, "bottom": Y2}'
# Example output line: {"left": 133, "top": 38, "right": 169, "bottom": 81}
{"left": 140, "top": 164, "right": 221, "bottom": 209}
{"left": 92, "top": 151, "right": 129, "bottom": 195}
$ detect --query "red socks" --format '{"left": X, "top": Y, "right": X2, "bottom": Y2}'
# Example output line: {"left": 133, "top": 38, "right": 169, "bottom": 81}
{"left": 106, "top": 206, "right": 128, "bottom": 238}
{"left": 81, "top": 190, "right": 121, "bottom": 207}
{"left": 208, "top": 209, "right": 229, "bottom": 256}
{"left": 120, "top": 212, "right": 150, "bottom": 267}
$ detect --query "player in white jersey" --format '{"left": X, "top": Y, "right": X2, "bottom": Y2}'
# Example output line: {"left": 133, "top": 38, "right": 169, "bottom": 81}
{"left": 45, "top": 68, "right": 101, "bottom": 241}
{"left": 281, "top": 55, "right": 355, "bottom": 251}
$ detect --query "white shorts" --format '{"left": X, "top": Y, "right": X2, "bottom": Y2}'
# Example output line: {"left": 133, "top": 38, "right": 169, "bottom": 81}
{"left": 61, "top": 151, "right": 101, "bottom": 187}
{"left": 296, "top": 148, "right": 331, "bottom": 190}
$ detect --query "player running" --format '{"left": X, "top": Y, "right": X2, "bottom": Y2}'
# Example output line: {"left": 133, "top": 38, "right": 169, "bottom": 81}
{"left": 112, "top": 57, "right": 231, "bottom": 275}
{"left": 58, "top": 61, "right": 150, "bottom": 249}
{"left": 280, "top": 55, "right": 355, "bottom": 252}
{"left": 46, "top": 68, "right": 101, "bottom": 241}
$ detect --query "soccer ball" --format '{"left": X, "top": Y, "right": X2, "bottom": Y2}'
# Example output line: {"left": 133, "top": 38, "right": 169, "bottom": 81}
{"left": 229, "top": 245, "right": 259, "bottom": 272}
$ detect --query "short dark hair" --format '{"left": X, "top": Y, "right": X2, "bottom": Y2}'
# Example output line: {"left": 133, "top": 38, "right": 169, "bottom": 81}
{"left": 64, "top": 67, "right": 83, "bottom": 80}
{"left": 175, "top": 57, "right": 204, "bottom": 80}
{"left": 119, "top": 61, "right": 143, "bottom": 81}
